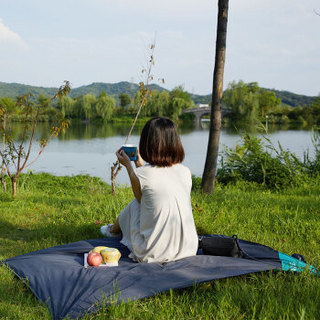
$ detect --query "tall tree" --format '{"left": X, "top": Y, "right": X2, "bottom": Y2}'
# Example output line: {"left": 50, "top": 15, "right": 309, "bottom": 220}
{"left": 201, "top": 0, "right": 229, "bottom": 193}
{"left": 223, "top": 81, "right": 260, "bottom": 121}
{"left": 166, "top": 86, "right": 195, "bottom": 120}
{"left": 119, "top": 93, "right": 131, "bottom": 109}
{"left": 81, "top": 94, "right": 96, "bottom": 121}
{"left": 96, "top": 91, "right": 115, "bottom": 122}
{"left": 59, "top": 96, "right": 75, "bottom": 118}
{"left": 223, "top": 81, "right": 281, "bottom": 120}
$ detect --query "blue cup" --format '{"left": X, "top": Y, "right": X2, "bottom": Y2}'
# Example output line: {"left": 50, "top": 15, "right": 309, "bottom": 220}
{"left": 122, "top": 144, "right": 138, "bottom": 161}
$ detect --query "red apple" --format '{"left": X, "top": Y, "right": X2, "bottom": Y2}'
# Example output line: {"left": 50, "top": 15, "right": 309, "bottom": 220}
{"left": 87, "top": 252, "right": 102, "bottom": 266}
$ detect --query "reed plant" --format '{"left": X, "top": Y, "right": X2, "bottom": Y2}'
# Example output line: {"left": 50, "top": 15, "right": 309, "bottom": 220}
{"left": 216, "top": 129, "right": 320, "bottom": 190}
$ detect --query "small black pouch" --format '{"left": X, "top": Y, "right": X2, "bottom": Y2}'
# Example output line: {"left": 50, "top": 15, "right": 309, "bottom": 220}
{"left": 199, "top": 234, "right": 243, "bottom": 258}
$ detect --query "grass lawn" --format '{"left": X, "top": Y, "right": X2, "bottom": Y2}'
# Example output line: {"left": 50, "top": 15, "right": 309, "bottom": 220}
{"left": 0, "top": 173, "right": 319, "bottom": 319}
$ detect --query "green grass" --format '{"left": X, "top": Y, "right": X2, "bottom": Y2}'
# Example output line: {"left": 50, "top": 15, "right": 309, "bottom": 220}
{"left": 0, "top": 173, "right": 319, "bottom": 319}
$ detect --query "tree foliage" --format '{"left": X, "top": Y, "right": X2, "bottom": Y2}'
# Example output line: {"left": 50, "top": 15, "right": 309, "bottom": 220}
{"left": 223, "top": 80, "right": 281, "bottom": 121}
{"left": 0, "top": 97, "right": 16, "bottom": 114}
{"left": 119, "top": 93, "right": 131, "bottom": 109}
{"left": 95, "top": 91, "right": 115, "bottom": 122}
{"left": 130, "top": 86, "right": 193, "bottom": 120}
{"left": 0, "top": 81, "right": 316, "bottom": 108}
{"left": 1, "top": 80, "right": 317, "bottom": 125}
{"left": 166, "top": 86, "right": 195, "bottom": 120}
{"left": 268, "top": 94, "right": 320, "bottom": 126}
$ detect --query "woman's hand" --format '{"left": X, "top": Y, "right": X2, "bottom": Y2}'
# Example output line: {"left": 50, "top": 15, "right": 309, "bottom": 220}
{"left": 134, "top": 147, "right": 144, "bottom": 168}
{"left": 115, "top": 148, "right": 142, "bottom": 202}
{"left": 115, "top": 148, "right": 132, "bottom": 169}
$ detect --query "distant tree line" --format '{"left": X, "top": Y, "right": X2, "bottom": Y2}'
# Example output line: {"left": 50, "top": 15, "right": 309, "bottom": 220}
{"left": 1, "top": 81, "right": 319, "bottom": 125}
{"left": 222, "top": 80, "right": 320, "bottom": 125}
{"left": 0, "top": 86, "right": 195, "bottom": 123}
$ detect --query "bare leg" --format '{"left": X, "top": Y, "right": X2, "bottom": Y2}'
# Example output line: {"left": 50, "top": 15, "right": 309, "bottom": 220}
{"left": 110, "top": 217, "right": 121, "bottom": 234}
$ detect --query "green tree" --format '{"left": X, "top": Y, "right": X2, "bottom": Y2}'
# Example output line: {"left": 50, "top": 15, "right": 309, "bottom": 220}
{"left": 287, "top": 106, "right": 304, "bottom": 122}
{"left": 223, "top": 80, "right": 259, "bottom": 121}
{"left": 0, "top": 97, "right": 18, "bottom": 190}
{"left": 72, "top": 96, "right": 84, "bottom": 119}
{"left": 309, "top": 96, "right": 320, "bottom": 125}
{"left": 132, "top": 91, "right": 144, "bottom": 115}
{"left": 81, "top": 94, "right": 96, "bottom": 121}
{"left": 59, "top": 96, "right": 76, "bottom": 118}
{"left": 166, "top": 86, "right": 195, "bottom": 120}
{"left": 223, "top": 80, "right": 281, "bottom": 121}
{"left": 158, "top": 91, "right": 170, "bottom": 116}
{"left": 37, "top": 94, "right": 50, "bottom": 108}
{"left": 142, "top": 90, "right": 169, "bottom": 116}
{"left": 0, "top": 97, "right": 16, "bottom": 114}
{"left": 96, "top": 91, "right": 115, "bottom": 122}
{"left": 119, "top": 93, "right": 131, "bottom": 109}
{"left": 258, "top": 90, "right": 281, "bottom": 117}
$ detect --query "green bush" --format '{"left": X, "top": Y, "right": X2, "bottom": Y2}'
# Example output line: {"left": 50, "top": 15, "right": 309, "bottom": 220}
{"left": 304, "top": 128, "right": 320, "bottom": 176}
{"left": 216, "top": 134, "right": 309, "bottom": 189}
{"left": 192, "top": 175, "right": 202, "bottom": 191}
{"left": 179, "top": 112, "right": 195, "bottom": 122}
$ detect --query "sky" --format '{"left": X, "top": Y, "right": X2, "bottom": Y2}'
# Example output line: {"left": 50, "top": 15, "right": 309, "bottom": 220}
{"left": 0, "top": 0, "right": 319, "bottom": 96}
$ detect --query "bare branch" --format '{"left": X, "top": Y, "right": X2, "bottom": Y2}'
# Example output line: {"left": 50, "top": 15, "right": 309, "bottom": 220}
{"left": 0, "top": 150, "right": 13, "bottom": 178}
{"left": 111, "top": 161, "right": 122, "bottom": 195}
{"left": 0, "top": 81, "right": 71, "bottom": 196}
{"left": 124, "top": 43, "right": 155, "bottom": 144}
{"left": 111, "top": 42, "right": 157, "bottom": 194}
{"left": 19, "top": 108, "right": 40, "bottom": 176}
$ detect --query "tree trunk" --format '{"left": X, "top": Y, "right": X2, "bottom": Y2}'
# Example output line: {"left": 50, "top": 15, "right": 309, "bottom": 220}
{"left": 0, "top": 177, "right": 6, "bottom": 192}
{"left": 111, "top": 166, "right": 116, "bottom": 196}
{"left": 12, "top": 177, "right": 17, "bottom": 198}
{"left": 201, "top": 0, "right": 229, "bottom": 194}
{"left": 1, "top": 115, "right": 6, "bottom": 192}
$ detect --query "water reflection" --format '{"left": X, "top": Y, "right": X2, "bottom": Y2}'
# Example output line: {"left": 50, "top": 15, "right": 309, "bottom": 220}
{"left": 59, "top": 121, "right": 144, "bottom": 141}
{"left": 222, "top": 120, "right": 313, "bottom": 135}
{"left": 9, "top": 119, "right": 313, "bottom": 141}
{"left": 6, "top": 120, "right": 316, "bottom": 185}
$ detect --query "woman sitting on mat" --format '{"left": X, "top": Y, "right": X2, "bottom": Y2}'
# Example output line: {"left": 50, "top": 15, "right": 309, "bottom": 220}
{"left": 100, "top": 117, "right": 199, "bottom": 263}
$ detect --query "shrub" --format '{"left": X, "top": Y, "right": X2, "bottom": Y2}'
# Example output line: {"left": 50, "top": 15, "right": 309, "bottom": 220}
{"left": 216, "top": 134, "right": 308, "bottom": 189}
{"left": 304, "top": 128, "right": 320, "bottom": 177}
{"left": 192, "top": 175, "right": 202, "bottom": 191}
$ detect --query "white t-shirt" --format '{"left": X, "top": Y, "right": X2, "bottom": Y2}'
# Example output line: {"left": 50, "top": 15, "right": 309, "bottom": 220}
{"left": 119, "top": 163, "right": 199, "bottom": 263}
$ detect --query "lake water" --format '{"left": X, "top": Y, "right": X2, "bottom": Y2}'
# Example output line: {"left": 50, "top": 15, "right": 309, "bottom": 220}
{"left": 22, "top": 121, "right": 316, "bottom": 185}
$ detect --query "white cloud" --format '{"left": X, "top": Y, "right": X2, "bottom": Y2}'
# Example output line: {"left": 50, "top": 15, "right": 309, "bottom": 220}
{"left": 0, "top": 18, "right": 28, "bottom": 49}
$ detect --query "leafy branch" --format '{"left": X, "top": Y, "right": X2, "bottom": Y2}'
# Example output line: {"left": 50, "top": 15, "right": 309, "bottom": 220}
{"left": 0, "top": 81, "right": 71, "bottom": 197}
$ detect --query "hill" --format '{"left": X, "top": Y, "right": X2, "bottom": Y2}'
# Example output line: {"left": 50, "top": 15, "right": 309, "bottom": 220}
{"left": 0, "top": 82, "right": 58, "bottom": 99}
{"left": 191, "top": 89, "right": 317, "bottom": 107}
{"left": 266, "top": 89, "right": 316, "bottom": 107}
{"left": 70, "top": 81, "right": 169, "bottom": 98}
{"left": 0, "top": 81, "right": 317, "bottom": 107}
{"left": 0, "top": 81, "right": 167, "bottom": 100}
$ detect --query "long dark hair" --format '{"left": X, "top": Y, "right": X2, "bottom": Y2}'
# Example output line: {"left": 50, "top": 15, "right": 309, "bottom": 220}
{"left": 139, "top": 117, "right": 185, "bottom": 167}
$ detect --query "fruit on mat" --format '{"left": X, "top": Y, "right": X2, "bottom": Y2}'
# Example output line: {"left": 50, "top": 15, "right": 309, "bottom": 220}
{"left": 87, "top": 252, "right": 103, "bottom": 267}
{"left": 89, "top": 246, "right": 109, "bottom": 254}
{"left": 101, "top": 248, "right": 121, "bottom": 264}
